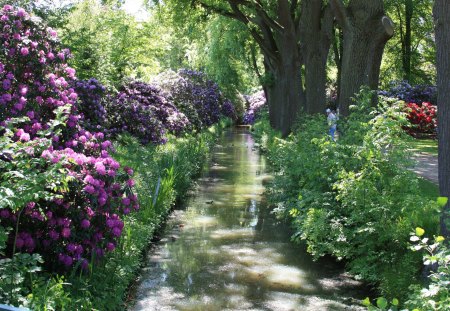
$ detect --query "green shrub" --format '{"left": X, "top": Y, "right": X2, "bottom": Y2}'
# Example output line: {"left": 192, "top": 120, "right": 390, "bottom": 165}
{"left": 253, "top": 90, "right": 441, "bottom": 300}
{"left": 364, "top": 227, "right": 450, "bottom": 311}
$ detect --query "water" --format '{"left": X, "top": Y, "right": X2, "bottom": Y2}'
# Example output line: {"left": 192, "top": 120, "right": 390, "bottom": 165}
{"left": 131, "top": 129, "right": 366, "bottom": 311}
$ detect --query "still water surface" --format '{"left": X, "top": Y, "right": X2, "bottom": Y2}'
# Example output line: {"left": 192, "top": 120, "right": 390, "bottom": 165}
{"left": 132, "top": 129, "right": 366, "bottom": 311}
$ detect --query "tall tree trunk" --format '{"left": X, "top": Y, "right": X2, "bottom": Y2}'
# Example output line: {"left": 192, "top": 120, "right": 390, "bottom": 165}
{"left": 266, "top": 30, "right": 304, "bottom": 136}
{"left": 300, "top": 1, "right": 334, "bottom": 115}
{"left": 403, "top": 0, "right": 413, "bottom": 82}
{"left": 194, "top": 0, "right": 307, "bottom": 136}
{"left": 264, "top": 0, "right": 304, "bottom": 136}
{"left": 331, "top": 0, "right": 394, "bottom": 116}
{"left": 433, "top": 0, "right": 450, "bottom": 238}
{"left": 333, "top": 28, "right": 343, "bottom": 106}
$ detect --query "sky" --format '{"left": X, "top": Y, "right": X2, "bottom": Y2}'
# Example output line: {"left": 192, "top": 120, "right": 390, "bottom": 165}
{"left": 123, "top": 0, "right": 149, "bottom": 21}
{"left": 35, "top": 0, "right": 150, "bottom": 21}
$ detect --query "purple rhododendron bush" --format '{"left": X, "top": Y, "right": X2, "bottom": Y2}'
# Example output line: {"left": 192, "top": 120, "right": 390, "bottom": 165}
{"left": 155, "top": 69, "right": 237, "bottom": 130}
{"left": 72, "top": 78, "right": 107, "bottom": 132}
{"left": 105, "top": 80, "right": 190, "bottom": 144}
{"left": 0, "top": 5, "right": 136, "bottom": 271}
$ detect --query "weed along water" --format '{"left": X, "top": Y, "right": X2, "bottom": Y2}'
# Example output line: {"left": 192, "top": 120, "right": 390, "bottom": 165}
{"left": 131, "top": 128, "right": 366, "bottom": 311}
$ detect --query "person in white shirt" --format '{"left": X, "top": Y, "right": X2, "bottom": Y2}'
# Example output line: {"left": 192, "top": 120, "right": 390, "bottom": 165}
{"left": 326, "top": 108, "right": 337, "bottom": 141}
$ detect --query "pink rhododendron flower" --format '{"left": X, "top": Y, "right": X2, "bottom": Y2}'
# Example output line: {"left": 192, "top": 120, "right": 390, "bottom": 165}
{"left": 20, "top": 47, "right": 28, "bottom": 56}
{"left": 19, "top": 132, "right": 30, "bottom": 142}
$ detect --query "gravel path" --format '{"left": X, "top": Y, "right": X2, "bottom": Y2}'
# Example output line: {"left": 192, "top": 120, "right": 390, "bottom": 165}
{"left": 410, "top": 153, "right": 438, "bottom": 184}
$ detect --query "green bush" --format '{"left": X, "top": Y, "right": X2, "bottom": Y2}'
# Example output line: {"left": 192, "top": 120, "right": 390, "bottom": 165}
{"left": 364, "top": 227, "right": 450, "bottom": 311}
{"left": 253, "top": 90, "right": 440, "bottom": 300}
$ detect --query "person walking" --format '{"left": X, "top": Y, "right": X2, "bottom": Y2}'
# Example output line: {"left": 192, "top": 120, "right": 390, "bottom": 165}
{"left": 326, "top": 108, "right": 337, "bottom": 141}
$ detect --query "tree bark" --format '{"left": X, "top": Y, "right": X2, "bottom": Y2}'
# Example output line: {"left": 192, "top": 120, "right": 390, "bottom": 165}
{"left": 300, "top": 1, "right": 334, "bottom": 115}
{"left": 265, "top": 1, "right": 305, "bottom": 136}
{"left": 266, "top": 52, "right": 304, "bottom": 136}
{"left": 330, "top": 0, "right": 394, "bottom": 116}
{"left": 403, "top": 0, "right": 413, "bottom": 82}
{"left": 433, "top": 0, "right": 450, "bottom": 238}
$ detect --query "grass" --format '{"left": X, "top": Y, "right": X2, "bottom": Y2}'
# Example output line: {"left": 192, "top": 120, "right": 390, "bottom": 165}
{"left": 417, "top": 177, "right": 439, "bottom": 199}
{"left": 407, "top": 138, "right": 438, "bottom": 156}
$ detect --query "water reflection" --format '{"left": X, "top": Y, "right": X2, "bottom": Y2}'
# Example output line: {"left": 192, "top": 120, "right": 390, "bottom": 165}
{"left": 132, "top": 128, "right": 365, "bottom": 311}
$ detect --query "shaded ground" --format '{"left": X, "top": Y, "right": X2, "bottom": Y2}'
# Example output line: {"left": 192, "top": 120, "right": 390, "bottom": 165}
{"left": 411, "top": 153, "right": 438, "bottom": 184}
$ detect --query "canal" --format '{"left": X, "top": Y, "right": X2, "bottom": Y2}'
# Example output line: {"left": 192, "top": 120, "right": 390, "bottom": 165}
{"left": 132, "top": 128, "right": 366, "bottom": 311}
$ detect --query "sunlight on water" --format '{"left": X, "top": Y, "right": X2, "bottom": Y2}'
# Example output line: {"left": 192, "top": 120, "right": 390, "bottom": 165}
{"left": 131, "top": 128, "right": 366, "bottom": 311}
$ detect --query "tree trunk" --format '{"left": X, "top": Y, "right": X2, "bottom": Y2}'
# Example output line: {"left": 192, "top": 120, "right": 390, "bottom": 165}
{"left": 193, "top": 0, "right": 307, "bottom": 136}
{"left": 333, "top": 28, "right": 343, "bottom": 106}
{"left": 331, "top": 0, "right": 394, "bottom": 116}
{"left": 301, "top": 1, "right": 334, "bottom": 115}
{"left": 433, "top": 0, "right": 450, "bottom": 238}
{"left": 403, "top": 0, "right": 413, "bottom": 82}
{"left": 266, "top": 32, "right": 304, "bottom": 136}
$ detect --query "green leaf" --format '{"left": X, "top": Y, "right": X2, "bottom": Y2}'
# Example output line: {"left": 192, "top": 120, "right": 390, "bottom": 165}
{"left": 376, "top": 297, "right": 388, "bottom": 309}
{"left": 415, "top": 227, "right": 425, "bottom": 237}
{"left": 362, "top": 297, "right": 371, "bottom": 307}
{"left": 437, "top": 197, "right": 448, "bottom": 207}
{"left": 436, "top": 236, "right": 445, "bottom": 243}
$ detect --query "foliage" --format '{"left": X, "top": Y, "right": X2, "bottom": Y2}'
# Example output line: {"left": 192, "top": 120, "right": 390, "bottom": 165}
{"left": 60, "top": 0, "right": 154, "bottom": 87}
{"left": 105, "top": 80, "right": 190, "bottom": 144}
{"left": 363, "top": 226, "right": 450, "bottom": 311}
{"left": 254, "top": 90, "right": 441, "bottom": 299}
{"left": 382, "top": 0, "right": 435, "bottom": 85}
{"left": 0, "top": 251, "right": 43, "bottom": 306}
{"left": 406, "top": 227, "right": 450, "bottom": 310}
{"left": 149, "top": 4, "right": 261, "bottom": 99}
{"left": 0, "top": 5, "right": 134, "bottom": 273}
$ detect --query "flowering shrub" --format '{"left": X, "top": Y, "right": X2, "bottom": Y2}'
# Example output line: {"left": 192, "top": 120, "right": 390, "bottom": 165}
{"left": 221, "top": 98, "right": 237, "bottom": 121}
{"left": 155, "top": 69, "right": 233, "bottom": 130}
{"left": 0, "top": 6, "right": 134, "bottom": 270}
{"left": 379, "top": 81, "right": 437, "bottom": 136}
{"left": 379, "top": 81, "right": 437, "bottom": 105}
{"left": 404, "top": 102, "right": 437, "bottom": 136}
{"left": 105, "top": 80, "right": 189, "bottom": 144}
{"left": 72, "top": 78, "right": 107, "bottom": 131}
{"left": 243, "top": 90, "right": 266, "bottom": 125}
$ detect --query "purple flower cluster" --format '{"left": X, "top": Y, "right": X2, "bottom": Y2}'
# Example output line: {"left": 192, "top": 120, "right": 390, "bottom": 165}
{"left": 379, "top": 81, "right": 437, "bottom": 105}
{"left": 72, "top": 78, "right": 107, "bottom": 131}
{"left": 156, "top": 69, "right": 235, "bottom": 130}
{"left": 222, "top": 99, "right": 237, "bottom": 120}
{"left": 0, "top": 6, "right": 135, "bottom": 270}
{"left": 243, "top": 90, "right": 266, "bottom": 125}
{"left": 105, "top": 80, "right": 190, "bottom": 144}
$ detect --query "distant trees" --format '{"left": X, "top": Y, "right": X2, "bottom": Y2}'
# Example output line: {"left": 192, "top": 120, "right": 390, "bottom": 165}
{"left": 156, "top": 0, "right": 394, "bottom": 133}
{"left": 384, "top": 0, "right": 435, "bottom": 84}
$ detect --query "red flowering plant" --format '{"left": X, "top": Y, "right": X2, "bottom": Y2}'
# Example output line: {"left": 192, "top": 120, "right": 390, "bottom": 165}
{"left": 0, "top": 6, "right": 136, "bottom": 271}
{"left": 404, "top": 102, "right": 437, "bottom": 137}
